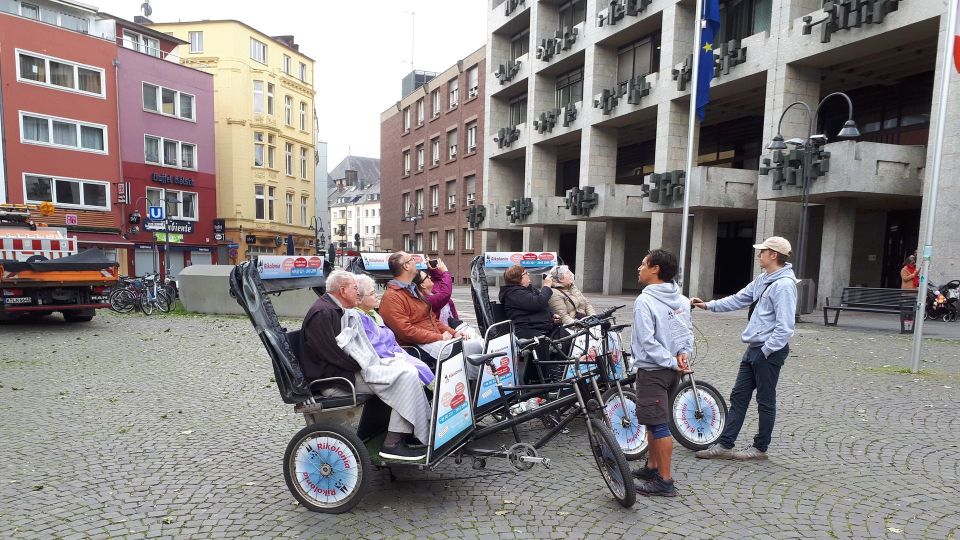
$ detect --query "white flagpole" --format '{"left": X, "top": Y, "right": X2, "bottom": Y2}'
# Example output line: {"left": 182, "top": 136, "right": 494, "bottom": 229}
{"left": 910, "top": 0, "right": 958, "bottom": 373}
{"left": 679, "top": 0, "right": 705, "bottom": 289}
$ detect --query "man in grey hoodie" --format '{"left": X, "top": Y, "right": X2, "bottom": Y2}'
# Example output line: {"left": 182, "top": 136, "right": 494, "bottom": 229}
{"left": 691, "top": 236, "right": 798, "bottom": 461}
{"left": 631, "top": 249, "right": 693, "bottom": 497}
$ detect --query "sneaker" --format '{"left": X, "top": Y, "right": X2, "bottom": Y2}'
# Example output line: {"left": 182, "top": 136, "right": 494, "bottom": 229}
{"left": 404, "top": 434, "right": 427, "bottom": 449}
{"left": 732, "top": 446, "right": 768, "bottom": 461}
{"left": 631, "top": 465, "right": 659, "bottom": 481}
{"left": 695, "top": 443, "right": 735, "bottom": 459}
{"left": 379, "top": 442, "right": 426, "bottom": 462}
{"left": 636, "top": 474, "right": 678, "bottom": 497}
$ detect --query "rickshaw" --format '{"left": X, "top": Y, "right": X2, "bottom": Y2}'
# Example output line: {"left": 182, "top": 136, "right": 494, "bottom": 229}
{"left": 228, "top": 256, "right": 636, "bottom": 514}
{"left": 468, "top": 252, "right": 648, "bottom": 460}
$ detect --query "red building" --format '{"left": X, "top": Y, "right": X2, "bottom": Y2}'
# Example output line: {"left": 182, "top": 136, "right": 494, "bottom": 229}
{"left": 0, "top": 1, "right": 126, "bottom": 258}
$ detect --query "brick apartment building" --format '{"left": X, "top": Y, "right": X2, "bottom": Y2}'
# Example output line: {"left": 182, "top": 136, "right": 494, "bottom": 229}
{"left": 380, "top": 47, "right": 485, "bottom": 284}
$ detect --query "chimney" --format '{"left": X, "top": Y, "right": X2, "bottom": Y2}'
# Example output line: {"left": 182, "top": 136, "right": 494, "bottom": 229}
{"left": 345, "top": 170, "right": 358, "bottom": 186}
{"left": 272, "top": 35, "right": 299, "bottom": 51}
{"left": 134, "top": 15, "right": 153, "bottom": 24}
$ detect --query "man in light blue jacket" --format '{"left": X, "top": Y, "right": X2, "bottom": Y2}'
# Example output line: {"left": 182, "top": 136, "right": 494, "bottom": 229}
{"left": 691, "top": 236, "right": 798, "bottom": 461}
{"left": 631, "top": 249, "right": 693, "bottom": 497}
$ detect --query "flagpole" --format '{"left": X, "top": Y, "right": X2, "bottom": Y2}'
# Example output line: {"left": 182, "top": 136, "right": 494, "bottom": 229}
{"left": 910, "top": 1, "right": 958, "bottom": 373}
{"left": 678, "top": 0, "right": 705, "bottom": 289}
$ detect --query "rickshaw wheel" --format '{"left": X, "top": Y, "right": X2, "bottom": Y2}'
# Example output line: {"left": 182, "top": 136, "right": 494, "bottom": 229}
{"left": 600, "top": 388, "right": 648, "bottom": 460}
{"left": 668, "top": 380, "right": 728, "bottom": 451}
{"left": 283, "top": 422, "right": 371, "bottom": 514}
{"left": 587, "top": 419, "right": 636, "bottom": 508}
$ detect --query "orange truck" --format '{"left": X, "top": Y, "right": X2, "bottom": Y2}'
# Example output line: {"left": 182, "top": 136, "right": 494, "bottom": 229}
{"left": 0, "top": 206, "right": 118, "bottom": 322}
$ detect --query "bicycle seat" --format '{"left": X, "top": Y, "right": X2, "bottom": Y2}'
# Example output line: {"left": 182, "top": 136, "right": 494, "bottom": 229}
{"left": 467, "top": 352, "right": 503, "bottom": 367}
{"left": 516, "top": 337, "right": 538, "bottom": 349}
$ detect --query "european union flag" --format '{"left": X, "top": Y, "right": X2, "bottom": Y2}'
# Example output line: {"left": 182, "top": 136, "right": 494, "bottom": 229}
{"left": 696, "top": 0, "right": 721, "bottom": 122}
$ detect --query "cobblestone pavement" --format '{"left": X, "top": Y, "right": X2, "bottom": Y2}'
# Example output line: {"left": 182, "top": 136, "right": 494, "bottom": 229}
{"left": 1, "top": 287, "right": 959, "bottom": 540}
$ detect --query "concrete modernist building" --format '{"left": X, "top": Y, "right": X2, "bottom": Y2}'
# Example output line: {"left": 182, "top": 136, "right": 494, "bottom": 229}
{"left": 148, "top": 20, "right": 316, "bottom": 262}
{"left": 112, "top": 16, "right": 217, "bottom": 277}
{"left": 481, "top": 0, "right": 958, "bottom": 303}
{"left": 381, "top": 47, "right": 487, "bottom": 284}
{"left": 327, "top": 156, "right": 382, "bottom": 253}
{"left": 0, "top": 0, "right": 126, "bottom": 258}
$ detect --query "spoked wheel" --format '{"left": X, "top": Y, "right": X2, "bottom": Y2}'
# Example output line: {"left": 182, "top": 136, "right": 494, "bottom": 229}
{"left": 140, "top": 294, "right": 153, "bottom": 316}
{"left": 283, "top": 422, "right": 371, "bottom": 514}
{"left": 669, "top": 379, "right": 728, "bottom": 451}
{"left": 156, "top": 290, "right": 173, "bottom": 313}
{"left": 586, "top": 419, "right": 636, "bottom": 508}
{"left": 600, "top": 388, "right": 647, "bottom": 460}
{"left": 110, "top": 289, "right": 136, "bottom": 313}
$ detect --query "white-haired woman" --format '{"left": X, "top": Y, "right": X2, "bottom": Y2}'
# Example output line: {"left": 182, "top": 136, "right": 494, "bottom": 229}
{"left": 353, "top": 274, "right": 434, "bottom": 387}
{"left": 547, "top": 265, "right": 596, "bottom": 325}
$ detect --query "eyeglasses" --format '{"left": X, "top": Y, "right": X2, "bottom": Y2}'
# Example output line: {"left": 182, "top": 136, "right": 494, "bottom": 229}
{"left": 413, "top": 273, "right": 430, "bottom": 285}
{"left": 521, "top": 271, "right": 529, "bottom": 276}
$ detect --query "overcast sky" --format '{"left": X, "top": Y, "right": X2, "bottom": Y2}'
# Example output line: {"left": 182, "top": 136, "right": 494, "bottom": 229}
{"left": 94, "top": 0, "right": 488, "bottom": 170}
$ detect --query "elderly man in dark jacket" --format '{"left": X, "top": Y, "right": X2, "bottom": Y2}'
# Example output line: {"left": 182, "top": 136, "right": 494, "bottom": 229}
{"left": 301, "top": 270, "right": 426, "bottom": 462}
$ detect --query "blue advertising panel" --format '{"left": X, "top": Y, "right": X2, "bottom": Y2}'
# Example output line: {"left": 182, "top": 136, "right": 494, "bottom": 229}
{"left": 429, "top": 342, "right": 475, "bottom": 457}
{"left": 361, "top": 252, "right": 427, "bottom": 271}
{"left": 255, "top": 255, "right": 325, "bottom": 280}
{"left": 483, "top": 251, "right": 558, "bottom": 269}
{"left": 473, "top": 331, "right": 517, "bottom": 413}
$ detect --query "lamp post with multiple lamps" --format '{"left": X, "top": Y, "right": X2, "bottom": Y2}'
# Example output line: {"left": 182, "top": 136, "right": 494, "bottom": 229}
{"left": 402, "top": 208, "right": 423, "bottom": 253}
{"left": 765, "top": 92, "right": 860, "bottom": 314}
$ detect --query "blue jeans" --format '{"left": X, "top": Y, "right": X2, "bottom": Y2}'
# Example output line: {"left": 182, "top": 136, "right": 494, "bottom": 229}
{"left": 717, "top": 344, "right": 788, "bottom": 452}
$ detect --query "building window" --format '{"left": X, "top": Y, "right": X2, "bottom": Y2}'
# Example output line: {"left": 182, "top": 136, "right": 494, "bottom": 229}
{"left": 617, "top": 34, "right": 660, "bottom": 87}
{"left": 402, "top": 192, "right": 411, "bottom": 216}
{"left": 467, "top": 66, "right": 479, "bottom": 98}
{"left": 719, "top": 0, "right": 772, "bottom": 43}
{"left": 430, "top": 138, "right": 441, "bottom": 165}
{"left": 188, "top": 31, "right": 203, "bottom": 53}
{"left": 123, "top": 30, "right": 160, "bottom": 57}
{"left": 148, "top": 187, "right": 198, "bottom": 220}
{"left": 415, "top": 233, "right": 423, "bottom": 252}
{"left": 255, "top": 185, "right": 265, "bottom": 219}
{"left": 144, "top": 135, "right": 196, "bottom": 170}
{"left": 24, "top": 174, "right": 109, "bottom": 211}
{"left": 283, "top": 54, "right": 291, "bottom": 74}
{"left": 466, "top": 122, "right": 477, "bottom": 151}
{"left": 285, "top": 143, "right": 294, "bottom": 175}
{"left": 510, "top": 29, "right": 529, "bottom": 62}
{"left": 299, "top": 101, "right": 307, "bottom": 130}
{"left": 16, "top": 50, "right": 104, "bottom": 97}
{"left": 267, "top": 83, "right": 275, "bottom": 115}
{"left": 253, "top": 81, "right": 264, "bottom": 113}
{"left": 143, "top": 82, "right": 195, "bottom": 121}
{"left": 448, "top": 78, "right": 459, "bottom": 109}
{"left": 446, "top": 230, "right": 456, "bottom": 251}
{"left": 555, "top": 67, "right": 583, "bottom": 109}
{"left": 403, "top": 234, "right": 410, "bottom": 250}
{"left": 430, "top": 185, "right": 439, "bottom": 212}
{"left": 416, "top": 145, "right": 424, "bottom": 171}
{"left": 20, "top": 112, "right": 106, "bottom": 153}
{"left": 464, "top": 228, "right": 474, "bottom": 250}
{"left": 431, "top": 89, "right": 441, "bottom": 117}
{"left": 415, "top": 189, "right": 424, "bottom": 213}
{"left": 465, "top": 175, "right": 476, "bottom": 205}
{"left": 414, "top": 99, "right": 424, "bottom": 126}
{"left": 284, "top": 95, "right": 293, "bottom": 125}
{"left": 558, "top": 0, "right": 586, "bottom": 32}
{"left": 285, "top": 193, "right": 294, "bottom": 224}
{"left": 299, "top": 62, "right": 308, "bottom": 82}
{"left": 301, "top": 195, "right": 308, "bottom": 226}
{"left": 448, "top": 129, "right": 458, "bottom": 159}
{"left": 20, "top": 2, "right": 39, "bottom": 18}
{"left": 250, "top": 38, "right": 267, "bottom": 64}
{"left": 447, "top": 180, "right": 457, "bottom": 209}
{"left": 509, "top": 95, "right": 527, "bottom": 127}
{"left": 403, "top": 151, "right": 411, "bottom": 175}
{"left": 403, "top": 107, "right": 411, "bottom": 132}
{"left": 300, "top": 147, "right": 308, "bottom": 178}
{"left": 429, "top": 231, "right": 438, "bottom": 252}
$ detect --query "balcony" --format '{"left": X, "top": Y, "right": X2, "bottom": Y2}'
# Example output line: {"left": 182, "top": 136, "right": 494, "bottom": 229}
{"left": 490, "top": 53, "right": 530, "bottom": 97}
{"left": 757, "top": 141, "right": 926, "bottom": 205}
{"left": 490, "top": 0, "right": 531, "bottom": 35}
{"left": 489, "top": 124, "right": 528, "bottom": 159}
{"left": 521, "top": 196, "right": 569, "bottom": 226}
{"left": 531, "top": 102, "right": 582, "bottom": 144}
{"left": 592, "top": 73, "right": 659, "bottom": 123}
{"left": 642, "top": 167, "right": 758, "bottom": 213}
{"left": 564, "top": 184, "right": 652, "bottom": 221}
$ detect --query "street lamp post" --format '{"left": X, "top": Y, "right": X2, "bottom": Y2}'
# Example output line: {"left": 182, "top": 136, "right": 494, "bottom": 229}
{"left": 767, "top": 92, "right": 860, "bottom": 313}
{"left": 310, "top": 217, "right": 325, "bottom": 257}
{"left": 402, "top": 209, "right": 423, "bottom": 253}
{"left": 127, "top": 196, "right": 160, "bottom": 278}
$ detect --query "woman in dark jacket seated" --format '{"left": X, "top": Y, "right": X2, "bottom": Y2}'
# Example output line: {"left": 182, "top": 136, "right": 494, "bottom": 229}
{"left": 499, "top": 265, "right": 563, "bottom": 382}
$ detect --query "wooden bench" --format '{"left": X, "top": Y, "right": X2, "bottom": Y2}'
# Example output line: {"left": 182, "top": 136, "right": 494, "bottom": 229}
{"left": 822, "top": 287, "right": 916, "bottom": 334}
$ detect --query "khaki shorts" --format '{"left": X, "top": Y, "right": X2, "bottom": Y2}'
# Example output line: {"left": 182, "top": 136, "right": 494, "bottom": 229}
{"left": 633, "top": 369, "right": 680, "bottom": 425}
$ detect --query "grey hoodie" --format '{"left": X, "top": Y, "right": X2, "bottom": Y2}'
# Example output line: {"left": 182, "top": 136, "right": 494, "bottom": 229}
{"left": 631, "top": 282, "right": 694, "bottom": 371}
{"left": 706, "top": 263, "right": 798, "bottom": 358}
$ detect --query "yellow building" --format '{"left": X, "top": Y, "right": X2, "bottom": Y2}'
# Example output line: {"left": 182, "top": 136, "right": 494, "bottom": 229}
{"left": 149, "top": 20, "right": 316, "bottom": 260}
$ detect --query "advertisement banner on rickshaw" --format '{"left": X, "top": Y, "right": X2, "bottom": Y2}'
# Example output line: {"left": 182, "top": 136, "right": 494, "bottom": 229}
{"left": 562, "top": 327, "right": 627, "bottom": 381}
{"left": 432, "top": 351, "right": 474, "bottom": 451}
{"left": 484, "top": 252, "right": 557, "bottom": 269}
{"left": 475, "top": 333, "right": 517, "bottom": 410}
{"left": 255, "top": 255, "right": 325, "bottom": 279}
{"left": 361, "top": 252, "right": 427, "bottom": 271}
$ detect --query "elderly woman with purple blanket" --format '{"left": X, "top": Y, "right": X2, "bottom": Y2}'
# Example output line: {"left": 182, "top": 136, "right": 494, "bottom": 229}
{"left": 353, "top": 274, "right": 435, "bottom": 388}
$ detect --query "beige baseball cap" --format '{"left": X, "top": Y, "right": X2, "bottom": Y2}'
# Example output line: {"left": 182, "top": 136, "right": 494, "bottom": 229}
{"left": 753, "top": 236, "right": 793, "bottom": 256}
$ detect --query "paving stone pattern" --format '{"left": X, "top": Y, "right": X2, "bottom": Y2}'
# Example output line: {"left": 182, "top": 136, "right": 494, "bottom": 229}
{"left": 0, "top": 288, "right": 958, "bottom": 539}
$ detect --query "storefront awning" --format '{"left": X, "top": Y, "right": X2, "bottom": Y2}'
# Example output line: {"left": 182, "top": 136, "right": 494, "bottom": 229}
{"left": 71, "top": 232, "right": 135, "bottom": 247}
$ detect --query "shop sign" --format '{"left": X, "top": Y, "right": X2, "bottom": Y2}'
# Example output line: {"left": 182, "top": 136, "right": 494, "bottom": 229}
{"left": 165, "top": 221, "right": 195, "bottom": 234}
{"left": 144, "top": 221, "right": 165, "bottom": 231}
{"left": 65, "top": 214, "right": 78, "bottom": 226}
{"left": 213, "top": 219, "right": 225, "bottom": 234}
{"left": 245, "top": 234, "right": 257, "bottom": 244}
{"left": 255, "top": 255, "right": 324, "bottom": 279}
{"left": 151, "top": 173, "right": 194, "bottom": 187}
{"left": 154, "top": 232, "right": 184, "bottom": 243}
{"left": 117, "top": 182, "right": 130, "bottom": 204}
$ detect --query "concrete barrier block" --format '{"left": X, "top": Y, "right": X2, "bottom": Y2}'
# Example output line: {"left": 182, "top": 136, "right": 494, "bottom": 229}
{"left": 177, "top": 265, "right": 319, "bottom": 319}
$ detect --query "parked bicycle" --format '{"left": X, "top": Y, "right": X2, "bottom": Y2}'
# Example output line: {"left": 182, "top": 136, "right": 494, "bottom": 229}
{"left": 109, "top": 273, "right": 171, "bottom": 315}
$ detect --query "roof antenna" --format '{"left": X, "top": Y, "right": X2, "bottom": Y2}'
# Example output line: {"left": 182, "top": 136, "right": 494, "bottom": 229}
{"left": 140, "top": 0, "right": 152, "bottom": 18}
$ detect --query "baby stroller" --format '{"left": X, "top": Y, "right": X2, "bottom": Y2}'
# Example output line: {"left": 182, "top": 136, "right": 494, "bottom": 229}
{"left": 925, "top": 280, "right": 959, "bottom": 322}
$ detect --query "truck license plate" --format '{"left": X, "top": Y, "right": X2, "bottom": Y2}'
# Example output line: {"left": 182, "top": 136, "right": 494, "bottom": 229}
{"left": 3, "top": 297, "right": 32, "bottom": 305}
